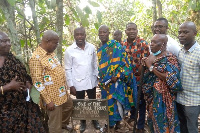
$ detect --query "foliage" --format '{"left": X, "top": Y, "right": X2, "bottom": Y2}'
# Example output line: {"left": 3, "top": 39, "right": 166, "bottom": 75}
{"left": 0, "top": 0, "right": 199, "bottom": 64}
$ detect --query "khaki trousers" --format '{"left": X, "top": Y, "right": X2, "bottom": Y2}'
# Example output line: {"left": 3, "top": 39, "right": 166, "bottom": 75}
{"left": 47, "top": 97, "right": 73, "bottom": 133}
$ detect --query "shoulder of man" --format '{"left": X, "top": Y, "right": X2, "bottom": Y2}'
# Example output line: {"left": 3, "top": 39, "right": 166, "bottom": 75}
{"left": 136, "top": 36, "right": 149, "bottom": 44}
{"left": 86, "top": 42, "right": 96, "bottom": 48}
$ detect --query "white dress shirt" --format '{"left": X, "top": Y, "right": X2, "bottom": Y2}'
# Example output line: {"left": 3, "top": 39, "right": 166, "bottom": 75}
{"left": 64, "top": 42, "right": 98, "bottom": 91}
{"left": 166, "top": 35, "right": 181, "bottom": 57}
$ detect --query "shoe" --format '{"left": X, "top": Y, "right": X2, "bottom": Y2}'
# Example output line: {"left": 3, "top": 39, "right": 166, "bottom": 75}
{"left": 115, "top": 121, "right": 121, "bottom": 130}
{"left": 103, "top": 124, "right": 114, "bottom": 133}
{"left": 92, "top": 120, "right": 100, "bottom": 129}
{"left": 80, "top": 121, "right": 86, "bottom": 132}
{"left": 62, "top": 125, "right": 73, "bottom": 132}
{"left": 136, "top": 128, "right": 144, "bottom": 133}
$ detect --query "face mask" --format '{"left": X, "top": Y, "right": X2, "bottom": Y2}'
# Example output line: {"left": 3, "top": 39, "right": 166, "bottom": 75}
{"left": 153, "top": 50, "right": 161, "bottom": 56}
{"left": 152, "top": 43, "right": 164, "bottom": 56}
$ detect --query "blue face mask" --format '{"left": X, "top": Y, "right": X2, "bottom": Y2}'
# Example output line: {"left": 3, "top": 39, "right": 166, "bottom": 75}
{"left": 153, "top": 50, "right": 161, "bottom": 56}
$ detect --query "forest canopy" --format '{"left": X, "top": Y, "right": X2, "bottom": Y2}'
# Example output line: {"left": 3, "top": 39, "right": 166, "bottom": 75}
{"left": 0, "top": 0, "right": 199, "bottom": 65}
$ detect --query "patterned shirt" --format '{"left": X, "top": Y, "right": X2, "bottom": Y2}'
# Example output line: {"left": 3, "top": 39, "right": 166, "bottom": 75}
{"left": 177, "top": 42, "right": 200, "bottom": 106}
{"left": 29, "top": 46, "right": 68, "bottom": 106}
{"left": 121, "top": 36, "right": 150, "bottom": 83}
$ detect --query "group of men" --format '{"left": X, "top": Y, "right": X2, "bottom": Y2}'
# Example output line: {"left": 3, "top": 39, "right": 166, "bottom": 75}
{"left": 27, "top": 17, "right": 200, "bottom": 133}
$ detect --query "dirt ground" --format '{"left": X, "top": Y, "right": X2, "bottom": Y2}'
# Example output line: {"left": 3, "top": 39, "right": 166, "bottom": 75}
{"left": 66, "top": 88, "right": 150, "bottom": 133}
{"left": 63, "top": 88, "right": 200, "bottom": 133}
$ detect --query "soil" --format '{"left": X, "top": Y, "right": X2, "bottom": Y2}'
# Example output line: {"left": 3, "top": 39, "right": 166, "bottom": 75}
{"left": 66, "top": 88, "right": 151, "bottom": 133}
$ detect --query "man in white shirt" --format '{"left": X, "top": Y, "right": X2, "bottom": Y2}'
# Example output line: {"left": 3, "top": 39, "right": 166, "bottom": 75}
{"left": 153, "top": 18, "right": 181, "bottom": 57}
{"left": 64, "top": 27, "right": 100, "bottom": 132}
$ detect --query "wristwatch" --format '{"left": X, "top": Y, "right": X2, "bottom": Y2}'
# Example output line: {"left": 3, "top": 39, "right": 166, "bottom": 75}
{"left": 149, "top": 66, "right": 154, "bottom": 72}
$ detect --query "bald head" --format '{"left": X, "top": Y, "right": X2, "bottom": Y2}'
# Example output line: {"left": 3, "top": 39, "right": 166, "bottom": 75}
{"left": 41, "top": 30, "right": 59, "bottom": 53}
{"left": 42, "top": 30, "right": 59, "bottom": 42}
{"left": 113, "top": 30, "right": 122, "bottom": 42}
{"left": 99, "top": 25, "right": 109, "bottom": 32}
{"left": 98, "top": 25, "right": 110, "bottom": 44}
{"left": 178, "top": 21, "right": 197, "bottom": 48}
{"left": 0, "top": 31, "right": 8, "bottom": 39}
{"left": 150, "top": 34, "right": 168, "bottom": 54}
{"left": 74, "top": 27, "right": 85, "bottom": 34}
{"left": 0, "top": 31, "right": 11, "bottom": 56}
{"left": 155, "top": 34, "right": 168, "bottom": 43}
{"left": 180, "top": 21, "right": 197, "bottom": 32}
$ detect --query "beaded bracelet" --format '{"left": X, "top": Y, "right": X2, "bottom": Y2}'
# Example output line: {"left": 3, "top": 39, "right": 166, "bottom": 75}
{"left": 1, "top": 86, "right": 4, "bottom": 95}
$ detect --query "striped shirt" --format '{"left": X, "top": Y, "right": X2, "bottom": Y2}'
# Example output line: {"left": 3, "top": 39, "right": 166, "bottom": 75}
{"left": 177, "top": 42, "right": 200, "bottom": 106}
{"left": 29, "top": 46, "right": 68, "bottom": 106}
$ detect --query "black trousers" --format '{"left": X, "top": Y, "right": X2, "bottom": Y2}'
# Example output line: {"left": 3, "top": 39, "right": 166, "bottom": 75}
{"left": 76, "top": 87, "right": 96, "bottom": 99}
{"left": 76, "top": 87, "right": 96, "bottom": 123}
{"left": 176, "top": 102, "right": 189, "bottom": 133}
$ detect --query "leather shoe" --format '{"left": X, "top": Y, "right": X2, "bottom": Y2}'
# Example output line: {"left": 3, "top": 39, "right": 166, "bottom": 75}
{"left": 92, "top": 120, "right": 100, "bottom": 129}
{"left": 80, "top": 121, "right": 86, "bottom": 132}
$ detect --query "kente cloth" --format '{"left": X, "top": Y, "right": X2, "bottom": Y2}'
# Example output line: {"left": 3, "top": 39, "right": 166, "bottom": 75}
{"left": 142, "top": 52, "right": 182, "bottom": 133}
{"left": 121, "top": 37, "right": 150, "bottom": 84}
{"left": 97, "top": 40, "right": 137, "bottom": 126}
{"left": 0, "top": 53, "right": 45, "bottom": 133}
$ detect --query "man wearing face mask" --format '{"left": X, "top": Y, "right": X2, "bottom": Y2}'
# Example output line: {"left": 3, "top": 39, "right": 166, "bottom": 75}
{"left": 153, "top": 18, "right": 181, "bottom": 57}
{"left": 142, "top": 34, "right": 182, "bottom": 133}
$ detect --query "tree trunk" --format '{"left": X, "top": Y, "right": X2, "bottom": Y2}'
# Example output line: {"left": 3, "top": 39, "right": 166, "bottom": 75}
{"left": 0, "top": 0, "right": 21, "bottom": 55}
{"left": 29, "top": 0, "right": 41, "bottom": 45}
{"left": 157, "top": 0, "right": 162, "bottom": 18}
{"left": 56, "top": 0, "right": 63, "bottom": 63}
{"left": 152, "top": 0, "right": 157, "bottom": 23}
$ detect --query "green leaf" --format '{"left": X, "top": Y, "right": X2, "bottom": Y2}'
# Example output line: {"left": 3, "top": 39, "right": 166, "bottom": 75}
{"left": 70, "top": 7, "right": 80, "bottom": 21}
{"left": 88, "top": 0, "right": 100, "bottom": 7}
{"left": 96, "top": 10, "right": 102, "bottom": 24}
{"left": 20, "top": 39, "right": 25, "bottom": 48}
{"left": 81, "top": 17, "right": 89, "bottom": 27}
{"left": 64, "top": 14, "right": 70, "bottom": 25}
{"left": 83, "top": 6, "right": 92, "bottom": 14}
{"left": 94, "top": 23, "right": 99, "bottom": 30}
{"left": 6, "top": 0, "right": 16, "bottom": 6}
{"left": 30, "top": 86, "right": 40, "bottom": 104}
{"left": 76, "top": 6, "right": 84, "bottom": 17}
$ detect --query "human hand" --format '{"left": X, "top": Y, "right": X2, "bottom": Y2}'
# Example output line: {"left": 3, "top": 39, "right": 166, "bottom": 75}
{"left": 111, "top": 77, "right": 118, "bottom": 83}
{"left": 142, "top": 55, "right": 156, "bottom": 68}
{"left": 47, "top": 101, "right": 55, "bottom": 111}
{"left": 26, "top": 81, "right": 32, "bottom": 90}
{"left": 70, "top": 86, "right": 76, "bottom": 96}
{"left": 141, "top": 57, "right": 148, "bottom": 66}
{"left": 8, "top": 76, "right": 26, "bottom": 91}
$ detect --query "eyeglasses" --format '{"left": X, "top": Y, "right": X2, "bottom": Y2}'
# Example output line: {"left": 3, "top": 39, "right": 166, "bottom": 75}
{"left": 154, "top": 25, "right": 167, "bottom": 29}
{"left": 0, "top": 39, "right": 10, "bottom": 44}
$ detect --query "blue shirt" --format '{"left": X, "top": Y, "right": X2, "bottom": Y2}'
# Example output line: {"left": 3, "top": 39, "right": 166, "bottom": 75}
{"left": 177, "top": 42, "right": 200, "bottom": 106}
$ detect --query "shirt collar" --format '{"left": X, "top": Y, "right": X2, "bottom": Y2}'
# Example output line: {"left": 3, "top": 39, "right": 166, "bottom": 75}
{"left": 124, "top": 36, "right": 139, "bottom": 43}
{"left": 185, "top": 41, "right": 198, "bottom": 53}
{"left": 72, "top": 41, "right": 88, "bottom": 49}
{"left": 38, "top": 46, "right": 55, "bottom": 56}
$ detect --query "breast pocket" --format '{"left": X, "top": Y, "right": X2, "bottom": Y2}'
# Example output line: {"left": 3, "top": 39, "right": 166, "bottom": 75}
{"left": 185, "top": 60, "right": 197, "bottom": 70}
{"left": 41, "top": 58, "right": 58, "bottom": 71}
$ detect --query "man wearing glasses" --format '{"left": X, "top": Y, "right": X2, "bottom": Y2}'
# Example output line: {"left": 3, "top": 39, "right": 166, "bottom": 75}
{"left": 153, "top": 18, "right": 181, "bottom": 57}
